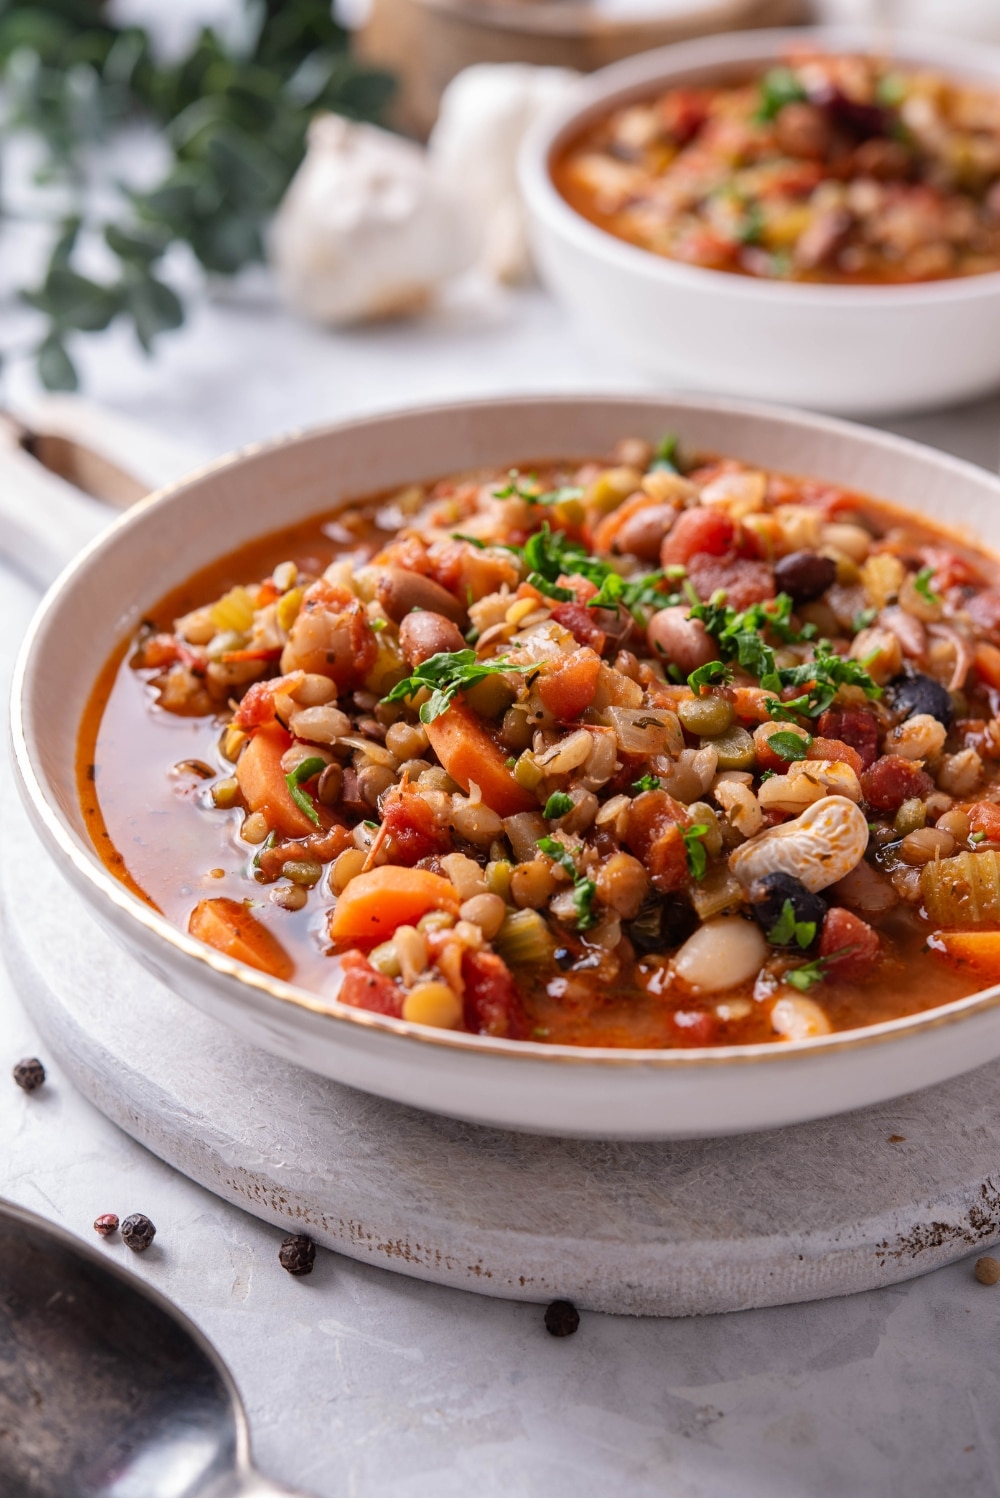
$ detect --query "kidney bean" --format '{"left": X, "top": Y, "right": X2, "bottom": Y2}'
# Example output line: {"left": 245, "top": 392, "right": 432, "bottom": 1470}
{"left": 613, "top": 502, "right": 677, "bottom": 561}
{"left": 646, "top": 606, "right": 717, "bottom": 675}
{"left": 773, "top": 550, "right": 836, "bottom": 604}
{"left": 398, "top": 610, "right": 465, "bottom": 665}
{"left": 376, "top": 566, "right": 464, "bottom": 624}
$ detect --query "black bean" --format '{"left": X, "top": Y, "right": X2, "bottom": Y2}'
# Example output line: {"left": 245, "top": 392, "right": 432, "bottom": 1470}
{"left": 12, "top": 1057, "right": 45, "bottom": 1092}
{"left": 748, "top": 872, "right": 828, "bottom": 939}
{"left": 120, "top": 1214, "right": 156, "bottom": 1252}
{"left": 544, "top": 1300, "right": 580, "bottom": 1337}
{"left": 773, "top": 551, "right": 836, "bottom": 604}
{"left": 887, "top": 672, "right": 954, "bottom": 727}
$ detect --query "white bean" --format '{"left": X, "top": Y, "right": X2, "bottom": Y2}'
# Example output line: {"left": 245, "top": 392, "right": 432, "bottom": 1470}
{"left": 673, "top": 918, "right": 767, "bottom": 994}
{"left": 771, "top": 994, "right": 832, "bottom": 1040}
{"left": 729, "top": 795, "right": 869, "bottom": 893}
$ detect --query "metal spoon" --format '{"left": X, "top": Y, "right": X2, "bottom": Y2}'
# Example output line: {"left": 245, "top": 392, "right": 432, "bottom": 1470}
{"left": 0, "top": 1198, "right": 296, "bottom": 1497}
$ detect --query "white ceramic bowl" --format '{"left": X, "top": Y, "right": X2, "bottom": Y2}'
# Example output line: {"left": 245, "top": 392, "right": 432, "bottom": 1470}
{"left": 13, "top": 393, "right": 1000, "bottom": 1139}
{"left": 519, "top": 28, "right": 1000, "bottom": 417}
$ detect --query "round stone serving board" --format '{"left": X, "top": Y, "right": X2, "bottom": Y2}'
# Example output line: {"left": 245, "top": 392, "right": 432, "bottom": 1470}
{"left": 4, "top": 781, "right": 1000, "bottom": 1316}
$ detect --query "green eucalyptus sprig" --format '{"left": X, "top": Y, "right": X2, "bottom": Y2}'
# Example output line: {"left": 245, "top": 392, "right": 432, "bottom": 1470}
{"left": 0, "top": 0, "right": 395, "bottom": 389}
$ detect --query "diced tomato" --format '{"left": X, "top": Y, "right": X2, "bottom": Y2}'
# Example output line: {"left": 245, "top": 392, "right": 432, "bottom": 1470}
{"left": 968, "top": 801, "right": 1000, "bottom": 844}
{"left": 860, "top": 754, "right": 933, "bottom": 812}
{"left": 920, "top": 546, "right": 981, "bottom": 592}
{"left": 816, "top": 706, "right": 880, "bottom": 770}
{"left": 136, "top": 633, "right": 182, "bottom": 670}
{"left": 819, "top": 908, "right": 880, "bottom": 981}
{"left": 686, "top": 552, "right": 775, "bottom": 610}
{"left": 380, "top": 785, "right": 451, "bottom": 865}
{"left": 668, "top": 1009, "right": 719, "bottom": 1047}
{"left": 660, "top": 508, "right": 735, "bottom": 567}
{"left": 550, "top": 603, "right": 606, "bottom": 653}
{"left": 462, "top": 950, "right": 528, "bottom": 1039}
{"left": 658, "top": 88, "right": 709, "bottom": 145}
{"left": 233, "top": 672, "right": 304, "bottom": 730}
{"left": 807, "top": 737, "right": 864, "bottom": 777}
{"left": 538, "top": 646, "right": 603, "bottom": 719}
{"left": 337, "top": 951, "right": 404, "bottom": 1017}
{"left": 974, "top": 642, "right": 1000, "bottom": 691}
{"left": 624, "top": 790, "right": 691, "bottom": 892}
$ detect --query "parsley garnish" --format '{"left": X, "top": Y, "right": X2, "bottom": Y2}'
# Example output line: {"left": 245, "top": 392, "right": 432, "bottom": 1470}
{"left": 493, "top": 470, "right": 583, "bottom": 507}
{"left": 285, "top": 756, "right": 326, "bottom": 828}
{"left": 853, "top": 607, "right": 878, "bottom": 633}
{"left": 971, "top": 830, "right": 987, "bottom": 845}
{"left": 543, "top": 791, "right": 574, "bottom": 819}
{"left": 515, "top": 524, "right": 673, "bottom": 622}
{"left": 537, "top": 836, "right": 597, "bottom": 930}
{"left": 785, "top": 946, "right": 852, "bottom": 991}
{"left": 756, "top": 66, "right": 807, "bottom": 122}
{"left": 763, "top": 648, "right": 881, "bottom": 721}
{"left": 633, "top": 774, "right": 661, "bottom": 793}
{"left": 688, "top": 660, "right": 733, "bottom": 693}
{"left": 768, "top": 899, "right": 816, "bottom": 950}
{"left": 382, "top": 649, "right": 532, "bottom": 724}
{"left": 682, "top": 823, "right": 709, "bottom": 880}
{"left": 451, "top": 533, "right": 487, "bottom": 549}
{"left": 768, "top": 730, "right": 812, "bottom": 762}
{"left": 913, "top": 567, "right": 940, "bottom": 606}
{"left": 650, "top": 433, "right": 680, "bottom": 473}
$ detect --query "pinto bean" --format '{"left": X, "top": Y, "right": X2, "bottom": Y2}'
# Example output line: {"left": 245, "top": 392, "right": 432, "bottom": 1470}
{"left": 774, "top": 101, "right": 832, "bottom": 160}
{"left": 376, "top": 566, "right": 465, "bottom": 625}
{"left": 612, "top": 503, "right": 677, "bottom": 561}
{"left": 398, "top": 610, "right": 465, "bottom": 665}
{"left": 647, "top": 606, "right": 717, "bottom": 676}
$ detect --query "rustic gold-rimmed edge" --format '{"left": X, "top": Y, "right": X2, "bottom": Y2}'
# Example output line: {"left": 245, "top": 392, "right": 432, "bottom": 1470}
{"left": 13, "top": 391, "right": 1000, "bottom": 1073}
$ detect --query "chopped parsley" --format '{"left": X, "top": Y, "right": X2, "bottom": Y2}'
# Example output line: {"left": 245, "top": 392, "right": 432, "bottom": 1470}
{"left": 515, "top": 524, "right": 675, "bottom": 621}
{"left": 537, "top": 836, "right": 597, "bottom": 930}
{"left": 382, "top": 649, "right": 532, "bottom": 724}
{"left": 852, "top": 607, "right": 878, "bottom": 633}
{"left": 768, "top": 899, "right": 817, "bottom": 951}
{"left": 785, "top": 946, "right": 852, "bottom": 991}
{"left": 543, "top": 791, "right": 574, "bottom": 819}
{"left": 763, "top": 648, "right": 882, "bottom": 721}
{"left": 767, "top": 730, "right": 812, "bottom": 763}
{"left": 682, "top": 823, "right": 709, "bottom": 880}
{"left": 285, "top": 756, "right": 326, "bottom": 828}
{"left": 633, "top": 774, "right": 661, "bottom": 793}
{"left": 650, "top": 432, "right": 680, "bottom": 473}
{"left": 492, "top": 470, "right": 583, "bottom": 507}
{"left": 913, "top": 566, "right": 940, "bottom": 606}
{"left": 755, "top": 66, "right": 807, "bottom": 122}
{"left": 688, "top": 660, "right": 733, "bottom": 693}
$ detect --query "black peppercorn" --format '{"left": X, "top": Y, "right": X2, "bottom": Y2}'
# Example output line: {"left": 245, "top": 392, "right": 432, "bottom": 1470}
{"left": 94, "top": 1213, "right": 119, "bottom": 1238}
{"left": 544, "top": 1299, "right": 580, "bottom": 1337}
{"left": 120, "top": 1213, "right": 156, "bottom": 1252}
{"left": 12, "top": 1057, "right": 45, "bottom": 1093}
{"left": 279, "top": 1233, "right": 316, "bottom": 1276}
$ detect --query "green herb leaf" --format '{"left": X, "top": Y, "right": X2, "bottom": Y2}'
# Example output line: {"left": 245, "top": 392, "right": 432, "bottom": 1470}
{"left": 913, "top": 566, "right": 940, "bottom": 606}
{"left": 382, "top": 649, "right": 532, "bottom": 724}
{"left": 852, "top": 607, "right": 878, "bottom": 633}
{"left": 756, "top": 66, "right": 807, "bottom": 122}
{"left": 650, "top": 433, "right": 680, "bottom": 473}
{"left": 785, "top": 959, "right": 825, "bottom": 992}
{"left": 284, "top": 754, "right": 326, "bottom": 828}
{"left": 767, "top": 899, "right": 817, "bottom": 950}
{"left": 768, "top": 730, "right": 812, "bottom": 762}
{"left": 682, "top": 823, "right": 709, "bottom": 881}
{"left": 544, "top": 792, "right": 574, "bottom": 819}
{"left": 633, "top": 774, "right": 662, "bottom": 793}
{"left": 537, "top": 836, "right": 596, "bottom": 930}
{"left": 688, "top": 660, "right": 733, "bottom": 693}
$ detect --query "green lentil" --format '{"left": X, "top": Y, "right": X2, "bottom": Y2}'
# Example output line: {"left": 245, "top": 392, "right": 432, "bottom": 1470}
{"left": 679, "top": 695, "right": 735, "bottom": 738}
{"left": 895, "top": 798, "right": 928, "bottom": 836}
{"left": 702, "top": 724, "right": 755, "bottom": 772}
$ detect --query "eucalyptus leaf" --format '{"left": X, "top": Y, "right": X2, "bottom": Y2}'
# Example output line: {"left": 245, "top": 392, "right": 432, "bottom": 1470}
{"left": 36, "top": 334, "right": 78, "bottom": 392}
{"left": 126, "top": 275, "right": 184, "bottom": 352}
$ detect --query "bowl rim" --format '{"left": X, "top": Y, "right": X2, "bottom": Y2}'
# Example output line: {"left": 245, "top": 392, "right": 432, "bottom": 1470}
{"left": 13, "top": 389, "right": 1000, "bottom": 1073}
{"left": 519, "top": 23, "right": 1000, "bottom": 308}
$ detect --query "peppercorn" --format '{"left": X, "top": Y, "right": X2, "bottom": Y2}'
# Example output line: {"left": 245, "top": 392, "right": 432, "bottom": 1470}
{"left": 93, "top": 1213, "right": 119, "bottom": 1238}
{"left": 120, "top": 1213, "right": 156, "bottom": 1252}
{"left": 279, "top": 1233, "right": 316, "bottom": 1276}
{"left": 974, "top": 1255, "right": 1000, "bottom": 1286}
{"left": 12, "top": 1057, "right": 45, "bottom": 1093}
{"left": 544, "top": 1299, "right": 580, "bottom": 1337}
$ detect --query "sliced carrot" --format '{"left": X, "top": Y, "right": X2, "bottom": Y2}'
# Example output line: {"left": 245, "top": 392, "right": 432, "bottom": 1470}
{"left": 189, "top": 897, "right": 294, "bottom": 980}
{"left": 329, "top": 866, "right": 459, "bottom": 943}
{"left": 236, "top": 725, "right": 321, "bottom": 839}
{"left": 969, "top": 802, "right": 1000, "bottom": 844}
{"left": 424, "top": 696, "right": 537, "bottom": 818}
{"left": 928, "top": 930, "right": 1000, "bottom": 984}
{"left": 975, "top": 641, "right": 1000, "bottom": 691}
{"left": 538, "top": 648, "right": 602, "bottom": 720}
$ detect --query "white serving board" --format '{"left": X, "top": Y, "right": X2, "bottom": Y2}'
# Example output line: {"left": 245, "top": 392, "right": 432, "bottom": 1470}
{"left": 3, "top": 778, "right": 999, "bottom": 1316}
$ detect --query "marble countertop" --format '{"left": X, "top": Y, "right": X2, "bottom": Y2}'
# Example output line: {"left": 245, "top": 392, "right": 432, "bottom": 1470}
{"left": 3, "top": 269, "right": 1000, "bottom": 1496}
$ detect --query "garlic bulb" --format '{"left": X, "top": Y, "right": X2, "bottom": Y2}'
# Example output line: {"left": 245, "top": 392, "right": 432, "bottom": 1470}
{"left": 428, "top": 64, "right": 581, "bottom": 283}
{"left": 270, "top": 115, "right": 479, "bottom": 325}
